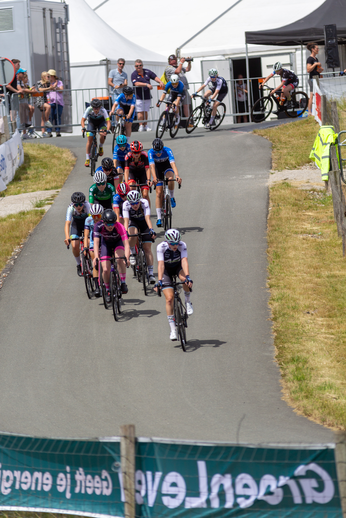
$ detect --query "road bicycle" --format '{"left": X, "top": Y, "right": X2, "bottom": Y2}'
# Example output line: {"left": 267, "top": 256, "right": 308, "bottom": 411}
{"left": 186, "top": 94, "right": 226, "bottom": 134}
{"left": 158, "top": 276, "right": 191, "bottom": 351}
{"left": 112, "top": 115, "right": 126, "bottom": 153}
{"left": 251, "top": 85, "right": 308, "bottom": 123}
{"left": 156, "top": 100, "right": 180, "bottom": 139}
{"left": 154, "top": 178, "right": 181, "bottom": 231}
{"left": 98, "top": 256, "right": 127, "bottom": 320}
{"left": 130, "top": 230, "right": 155, "bottom": 296}
{"left": 82, "top": 248, "right": 98, "bottom": 299}
{"left": 82, "top": 128, "right": 107, "bottom": 176}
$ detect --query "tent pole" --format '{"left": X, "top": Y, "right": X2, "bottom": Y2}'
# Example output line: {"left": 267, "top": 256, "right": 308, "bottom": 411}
{"left": 245, "top": 41, "right": 251, "bottom": 122}
{"left": 301, "top": 45, "right": 304, "bottom": 92}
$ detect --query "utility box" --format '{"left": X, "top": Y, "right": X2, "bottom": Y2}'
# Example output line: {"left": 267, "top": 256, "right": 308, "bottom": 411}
{"left": 0, "top": 0, "right": 72, "bottom": 132}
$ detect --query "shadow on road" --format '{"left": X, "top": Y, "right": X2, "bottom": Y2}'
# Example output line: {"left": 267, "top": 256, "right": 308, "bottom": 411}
{"left": 118, "top": 308, "right": 161, "bottom": 321}
{"left": 175, "top": 338, "right": 227, "bottom": 352}
{"left": 180, "top": 227, "right": 204, "bottom": 235}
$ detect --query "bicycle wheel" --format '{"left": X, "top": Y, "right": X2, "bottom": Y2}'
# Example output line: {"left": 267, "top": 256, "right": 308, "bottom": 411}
{"left": 210, "top": 103, "right": 226, "bottom": 130}
{"left": 90, "top": 140, "right": 97, "bottom": 176}
{"left": 186, "top": 106, "right": 202, "bottom": 134}
{"left": 139, "top": 249, "right": 148, "bottom": 296}
{"left": 112, "top": 127, "right": 116, "bottom": 154}
{"left": 164, "top": 194, "right": 172, "bottom": 230}
{"left": 110, "top": 271, "right": 119, "bottom": 321}
{"left": 251, "top": 96, "right": 273, "bottom": 123}
{"left": 115, "top": 268, "right": 122, "bottom": 314}
{"left": 156, "top": 112, "right": 167, "bottom": 139}
{"left": 169, "top": 115, "right": 179, "bottom": 138}
{"left": 285, "top": 91, "right": 309, "bottom": 118}
{"left": 174, "top": 297, "right": 186, "bottom": 351}
{"left": 100, "top": 262, "right": 110, "bottom": 309}
{"left": 83, "top": 254, "right": 94, "bottom": 299}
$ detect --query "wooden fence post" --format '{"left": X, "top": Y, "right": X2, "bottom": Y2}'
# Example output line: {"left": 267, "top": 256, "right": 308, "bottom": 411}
{"left": 335, "top": 432, "right": 346, "bottom": 517}
{"left": 120, "top": 424, "right": 136, "bottom": 518}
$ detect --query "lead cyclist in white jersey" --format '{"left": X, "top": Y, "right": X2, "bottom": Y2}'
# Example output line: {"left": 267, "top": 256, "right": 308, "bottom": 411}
{"left": 192, "top": 68, "right": 228, "bottom": 128}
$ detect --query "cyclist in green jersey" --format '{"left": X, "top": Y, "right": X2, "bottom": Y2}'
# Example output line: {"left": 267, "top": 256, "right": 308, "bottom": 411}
{"left": 89, "top": 171, "right": 117, "bottom": 211}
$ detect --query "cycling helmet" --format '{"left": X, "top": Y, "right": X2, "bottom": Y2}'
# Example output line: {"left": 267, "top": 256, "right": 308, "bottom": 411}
{"left": 102, "top": 209, "right": 117, "bottom": 224}
{"left": 90, "top": 203, "right": 103, "bottom": 216}
{"left": 123, "top": 86, "right": 134, "bottom": 95}
{"left": 71, "top": 192, "right": 85, "bottom": 204}
{"left": 165, "top": 229, "right": 180, "bottom": 244}
{"left": 152, "top": 138, "right": 164, "bottom": 151}
{"left": 170, "top": 74, "right": 179, "bottom": 84}
{"left": 130, "top": 140, "right": 143, "bottom": 153}
{"left": 91, "top": 98, "right": 102, "bottom": 108}
{"left": 127, "top": 190, "right": 141, "bottom": 203}
{"left": 273, "top": 61, "right": 282, "bottom": 72}
{"left": 116, "top": 182, "right": 130, "bottom": 196}
{"left": 116, "top": 134, "right": 127, "bottom": 146}
{"left": 209, "top": 68, "right": 218, "bottom": 77}
{"left": 101, "top": 157, "right": 113, "bottom": 171}
{"left": 94, "top": 170, "right": 107, "bottom": 183}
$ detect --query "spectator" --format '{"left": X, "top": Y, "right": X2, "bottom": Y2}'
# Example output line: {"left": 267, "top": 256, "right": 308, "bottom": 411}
{"left": 306, "top": 42, "right": 323, "bottom": 116}
{"left": 5, "top": 59, "right": 21, "bottom": 127}
{"left": 131, "top": 59, "right": 164, "bottom": 132}
{"left": 165, "top": 54, "right": 192, "bottom": 123}
{"left": 35, "top": 71, "right": 52, "bottom": 137}
{"left": 16, "top": 68, "right": 36, "bottom": 138}
{"left": 236, "top": 74, "right": 248, "bottom": 123}
{"left": 46, "top": 69, "right": 64, "bottom": 137}
{"left": 108, "top": 58, "right": 127, "bottom": 103}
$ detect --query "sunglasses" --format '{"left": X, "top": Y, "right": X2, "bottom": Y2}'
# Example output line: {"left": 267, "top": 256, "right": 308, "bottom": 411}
{"left": 169, "top": 242, "right": 179, "bottom": 246}
{"left": 130, "top": 201, "right": 140, "bottom": 206}
{"left": 74, "top": 203, "right": 84, "bottom": 207}
{"left": 118, "top": 63, "right": 125, "bottom": 66}
{"left": 135, "top": 65, "right": 143, "bottom": 68}
{"left": 96, "top": 181, "right": 106, "bottom": 186}
{"left": 132, "top": 152, "right": 141, "bottom": 155}
{"left": 92, "top": 214, "right": 102, "bottom": 219}
{"left": 105, "top": 222, "right": 115, "bottom": 227}
{"left": 210, "top": 76, "right": 217, "bottom": 79}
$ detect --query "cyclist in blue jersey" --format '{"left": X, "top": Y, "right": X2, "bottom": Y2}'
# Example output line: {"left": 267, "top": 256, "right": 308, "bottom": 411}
{"left": 114, "top": 182, "right": 130, "bottom": 224}
{"left": 148, "top": 138, "right": 182, "bottom": 226}
{"left": 84, "top": 203, "right": 103, "bottom": 297}
{"left": 261, "top": 61, "right": 299, "bottom": 113}
{"left": 95, "top": 157, "right": 122, "bottom": 190}
{"left": 113, "top": 134, "right": 131, "bottom": 180}
{"left": 109, "top": 86, "right": 136, "bottom": 142}
{"left": 64, "top": 192, "right": 91, "bottom": 276}
{"left": 157, "top": 74, "right": 184, "bottom": 122}
{"left": 192, "top": 68, "right": 228, "bottom": 128}
{"left": 81, "top": 99, "right": 111, "bottom": 167}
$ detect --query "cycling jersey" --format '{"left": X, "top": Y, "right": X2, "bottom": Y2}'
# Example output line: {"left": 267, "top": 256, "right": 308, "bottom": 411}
{"left": 148, "top": 146, "right": 175, "bottom": 165}
{"left": 124, "top": 152, "right": 149, "bottom": 170}
{"left": 113, "top": 143, "right": 131, "bottom": 162}
{"left": 165, "top": 80, "right": 184, "bottom": 96}
{"left": 157, "top": 241, "right": 187, "bottom": 266}
{"left": 113, "top": 193, "right": 125, "bottom": 215}
{"left": 203, "top": 76, "right": 228, "bottom": 92}
{"left": 83, "top": 106, "right": 110, "bottom": 122}
{"left": 66, "top": 202, "right": 91, "bottom": 222}
{"left": 273, "top": 68, "right": 299, "bottom": 85}
{"left": 115, "top": 93, "right": 136, "bottom": 109}
{"left": 89, "top": 183, "right": 116, "bottom": 208}
{"left": 84, "top": 215, "right": 96, "bottom": 249}
{"left": 94, "top": 221, "right": 128, "bottom": 258}
{"left": 95, "top": 166, "right": 120, "bottom": 185}
{"left": 123, "top": 199, "right": 151, "bottom": 221}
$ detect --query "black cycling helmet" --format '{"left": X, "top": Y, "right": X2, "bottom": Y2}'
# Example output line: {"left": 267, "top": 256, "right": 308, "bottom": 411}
{"left": 101, "top": 157, "right": 113, "bottom": 171}
{"left": 152, "top": 138, "right": 164, "bottom": 151}
{"left": 123, "top": 86, "right": 134, "bottom": 95}
{"left": 71, "top": 192, "right": 85, "bottom": 204}
{"left": 91, "top": 98, "right": 102, "bottom": 108}
{"left": 102, "top": 209, "right": 117, "bottom": 224}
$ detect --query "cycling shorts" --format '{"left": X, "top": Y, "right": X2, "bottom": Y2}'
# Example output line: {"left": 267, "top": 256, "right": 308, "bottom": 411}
{"left": 70, "top": 219, "right": 85, "bottom": 240}
{"left": 128, "top": 220, "right": 152, "bottom": 242}
{"left": 116, "top": 160, "right": 126, "bottom": 171}
{"left": 162, "top": 264, "right": 183, "bottom": 290}
{"left": 285, "top": 81, "right": 299, "bottom": 91}
{"left": 215, "top": 89, "right": 228, "bottom": 102}
{"left": 128, "top": 167, "right": 149, "bottom": 190}
{"left": 86, "top": 119, "right": 107, "bottom": 137}
{"left": 94, "top": 197, "right": 112, "bottom": 210}
{"left": 100, "top": 237, "right": 124, "bottom": 261}
{"left": 155, "top": 161, "right": 174, "bottom": 184}
{"left": 117, "top": 104, "right": 135, "bottom": 123}
{"left": 167, "top": 91, "right": 185, "bottom": 103}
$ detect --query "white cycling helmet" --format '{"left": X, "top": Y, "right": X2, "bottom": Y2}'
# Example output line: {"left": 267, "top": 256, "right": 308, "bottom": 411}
{"left": 90, "top": 203, "right": 103, "bottom": 216}
{"left": 94, "top": 171, "right": 107, "bottom": 184}
{"left": 165, "top": 229, "right": 180, "bottom": 244}
{"left": 127, "top": 190, "right": 141, "bottom": 203}
{"left": 273, "top": 61, "right": 282, "bottom": 72}
{"left": 171, "top": 74, "right": 179, "bottom": 84}
{"left": 209, "top": 68, "right": 218, "bottom": 77}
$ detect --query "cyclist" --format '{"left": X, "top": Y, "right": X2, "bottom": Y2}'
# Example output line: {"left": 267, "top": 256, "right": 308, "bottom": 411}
{"left": 84, "top": 203, "right": 103, "bottom": 297}
{"left": 124, "top": 141, "right": 151, "bottom": 205}
{"left": 157, "top": 74, "right": 184, "bottom": 122}
{"left": 260, "top": 61, "right": 299, "bottom": 113}
{"left": 64, "top": 192, "right": 91, "bottom": 276}
{"left": 95, "top": 157, "right": 122, "bottom": 190}
{"left": 113, "top": 134, "right": 131, "bottom": 180}
{"left": 81, "top": 98, "right": 111, "bottom": 167}
{"left": 114, "top": 182, "right": 130, "bottom": 224}
{"left": 89, "top": 171, "right": 117, "bottom": 211}
{"left": 109, "top": 86, "right": 136, "bottom": 142}
{"left": 93, "top": 208, "right": 130, "bottom": 301}
{"left": 154, "top": 229, "right": 193, "bottom": 341}
{"left": 123, "top": 190, "right": 156, "bottom": 284}
{"left": 148, "top": 138, "right": 182, "bottom": 226}
{"left": 192, "top": 68, "right": 228, "bottom": 128}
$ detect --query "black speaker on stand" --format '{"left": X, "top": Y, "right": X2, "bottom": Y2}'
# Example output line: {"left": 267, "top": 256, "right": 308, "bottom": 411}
{"left": 324, "top": 24, "right": 340, "bottom": 69}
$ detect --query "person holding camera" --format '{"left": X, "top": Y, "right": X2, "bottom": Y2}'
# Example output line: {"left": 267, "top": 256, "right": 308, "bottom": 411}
{"left": 165, "top": 54, "right": 192, "bottom": 122}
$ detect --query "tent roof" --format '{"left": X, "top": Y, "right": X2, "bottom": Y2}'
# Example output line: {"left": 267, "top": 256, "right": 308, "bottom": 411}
{"left": 245, "top": 0, "right": 346, "bottom": 46}
{"left": 67, "top": 0, "right": 166, "bottom": 64}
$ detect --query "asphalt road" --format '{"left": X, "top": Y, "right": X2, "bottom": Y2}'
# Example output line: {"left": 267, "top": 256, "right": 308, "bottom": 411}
{"left": 0, "top": 123, "right": 334, "bottom": 444}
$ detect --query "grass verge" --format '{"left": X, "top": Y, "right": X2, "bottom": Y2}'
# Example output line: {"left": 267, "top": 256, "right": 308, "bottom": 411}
{"left": 0, "top": 143, "right": 76, "bottom": 197}
{"left": 268, "top": 183, "right": 346, "bottom": 429}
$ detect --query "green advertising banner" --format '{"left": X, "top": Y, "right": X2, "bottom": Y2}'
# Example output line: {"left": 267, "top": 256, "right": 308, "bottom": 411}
{"left": 135, "top": 440, "right": 342, "bottom": 517}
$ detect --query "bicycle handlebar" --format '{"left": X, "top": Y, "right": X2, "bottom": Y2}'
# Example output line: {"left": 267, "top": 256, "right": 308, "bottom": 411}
{"left": 130, "top": 182, "right": 152, "bottom": 193}
{"left": 153, "top": 178, "right": 181, "bottom": 190}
